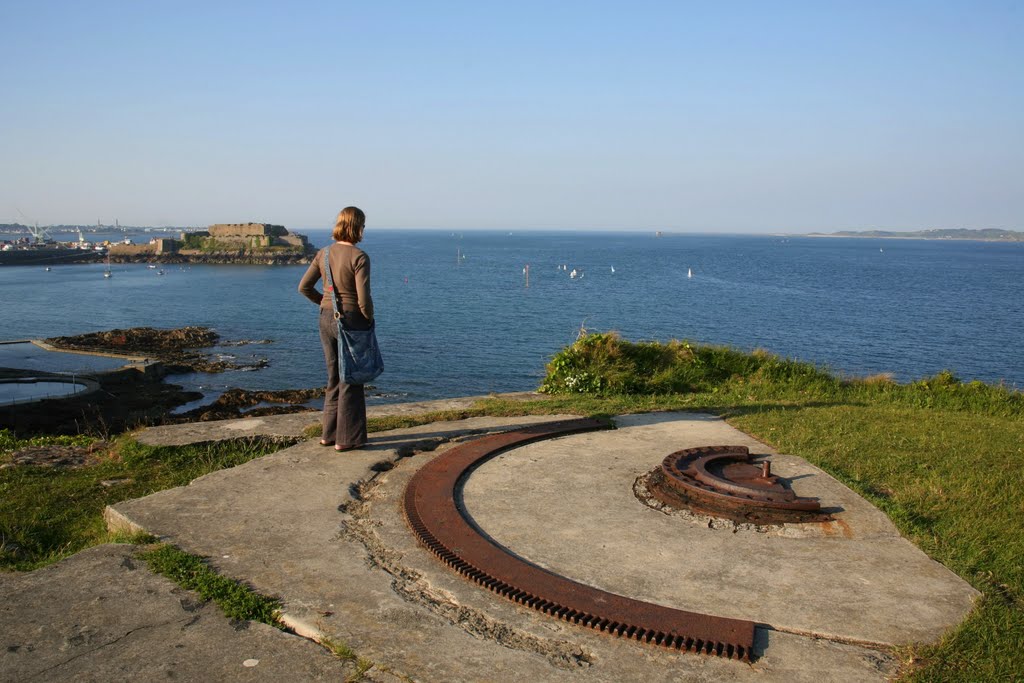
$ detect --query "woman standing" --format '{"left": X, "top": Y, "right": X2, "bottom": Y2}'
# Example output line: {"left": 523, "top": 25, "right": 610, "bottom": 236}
{"left": 298, "top": 207, "right": 374, "bottom": 451}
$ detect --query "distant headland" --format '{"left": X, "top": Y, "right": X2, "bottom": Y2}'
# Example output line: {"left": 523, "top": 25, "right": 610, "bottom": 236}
{"left": 108, "top": 222, "right": 318, "bottom": 264}
{"left": 806, "top": 228, "right": 1024, "bottom": 242}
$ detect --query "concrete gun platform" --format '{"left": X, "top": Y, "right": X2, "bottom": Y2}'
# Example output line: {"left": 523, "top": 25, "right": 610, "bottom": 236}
{"left": 95, "top": 410, "right": 978, "bottom": 682}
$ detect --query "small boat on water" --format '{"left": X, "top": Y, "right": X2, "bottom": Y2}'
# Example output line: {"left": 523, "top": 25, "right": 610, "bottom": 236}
{"left": 570, "top": 268, "right": 578, "bottom": 279}
{"left": 103, "top": 255, "right": 112, "bottom": 278}
{"left": 687, "top": 267, "right": 693, "bottom": 279}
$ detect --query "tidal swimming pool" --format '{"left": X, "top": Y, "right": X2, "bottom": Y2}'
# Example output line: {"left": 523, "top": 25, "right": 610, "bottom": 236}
{"left": 0, "top": 378, "right": 90, "bottom": 404}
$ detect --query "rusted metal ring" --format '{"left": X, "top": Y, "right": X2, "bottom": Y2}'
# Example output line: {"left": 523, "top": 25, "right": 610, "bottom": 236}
{"left": 403, "top": 419, "right": 756, "bottom": 661}
{"left": 650, "top": 445, "right": 831, "bottom": 524}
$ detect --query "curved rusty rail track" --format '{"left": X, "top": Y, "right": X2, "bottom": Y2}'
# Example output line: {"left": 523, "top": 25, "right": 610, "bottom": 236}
{"left": 403, "top": 418, "right": 756, "bottom": 661}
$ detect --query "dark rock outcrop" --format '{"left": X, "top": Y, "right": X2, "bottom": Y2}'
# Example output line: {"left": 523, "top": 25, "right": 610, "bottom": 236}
{"left": 45, "top": 327, "right": 267, "bottom": 373}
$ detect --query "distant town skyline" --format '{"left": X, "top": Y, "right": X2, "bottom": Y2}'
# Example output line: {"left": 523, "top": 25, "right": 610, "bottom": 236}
{"left": 2, "top": 2, "right": 1021, "bottom": 232}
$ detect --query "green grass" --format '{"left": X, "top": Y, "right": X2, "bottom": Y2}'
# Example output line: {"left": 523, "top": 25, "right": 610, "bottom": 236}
{"left": 318, "top": 635, "right": 376, "bottom": 682}
{"left": 0, "top": 429, "right": 98, "bottom": 454}
{"left": 140, "top": 543, "right": 283, "bottom": 624}
{"left": 0, "top": 434, "right": 291, "bottom": 570}
{"left": 729, "top": 404, "right": 1024, "bottom": 680}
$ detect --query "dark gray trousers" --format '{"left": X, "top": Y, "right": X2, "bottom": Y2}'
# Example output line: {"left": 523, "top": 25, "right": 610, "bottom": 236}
{"left": 319, "top": 307, "right": 370, "bottom": 446}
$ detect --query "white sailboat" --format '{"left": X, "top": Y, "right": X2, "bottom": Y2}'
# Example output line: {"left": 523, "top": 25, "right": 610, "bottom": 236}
{"left": 103, "top": 254, "right": 112, "bottom": 278}
{"left": 687, "top": 267, "right": 692, "bottom": 279}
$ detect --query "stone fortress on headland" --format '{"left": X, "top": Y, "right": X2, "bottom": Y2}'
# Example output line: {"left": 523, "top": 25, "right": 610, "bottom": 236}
{"left": 108, "top": 223, "right": 318, "bottom": 264}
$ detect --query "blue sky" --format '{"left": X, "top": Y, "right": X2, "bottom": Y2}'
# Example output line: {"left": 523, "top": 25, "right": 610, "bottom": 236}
{"left": 1, "top": 1, "right": 1021, "bottom": 231}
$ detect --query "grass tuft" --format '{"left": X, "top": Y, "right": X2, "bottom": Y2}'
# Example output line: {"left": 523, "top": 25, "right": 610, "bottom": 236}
{"left": 319, "top": 635, "right": 376, "bottom": 681}
{"left": 140, "top": 543, "right": 282, "bottom": 625}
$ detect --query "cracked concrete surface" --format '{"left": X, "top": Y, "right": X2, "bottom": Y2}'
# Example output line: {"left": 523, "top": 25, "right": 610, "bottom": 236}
{"left": 0, "top": 545, "right": 357, "bottom": 682}
{"left": 339, "top": 490, "right": 596, "bottom": 672}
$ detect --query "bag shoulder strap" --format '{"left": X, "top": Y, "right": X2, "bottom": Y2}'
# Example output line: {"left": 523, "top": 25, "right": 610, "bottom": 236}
{"left": 323, "top": 247, "right": 343, "bottom": 317}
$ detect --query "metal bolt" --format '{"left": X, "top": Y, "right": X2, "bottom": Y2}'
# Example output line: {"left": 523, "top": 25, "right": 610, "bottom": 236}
{"left": 761, "top": 461, "right": 771, "bottom": 478}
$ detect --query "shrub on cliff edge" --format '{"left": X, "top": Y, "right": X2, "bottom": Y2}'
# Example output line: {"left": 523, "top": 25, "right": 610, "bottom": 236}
{"left": 539, "top": 332, "right": 838, "bottom": 396}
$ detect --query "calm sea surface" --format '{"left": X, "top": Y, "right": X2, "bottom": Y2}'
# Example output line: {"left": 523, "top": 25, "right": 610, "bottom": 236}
{"left": 1, "top": 230, "right": 1022, "bottom": 404}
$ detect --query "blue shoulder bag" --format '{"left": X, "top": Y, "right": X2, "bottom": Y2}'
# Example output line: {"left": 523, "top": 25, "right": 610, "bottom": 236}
{"left": 324, "top": 250, "right": 384, "bottom": 385}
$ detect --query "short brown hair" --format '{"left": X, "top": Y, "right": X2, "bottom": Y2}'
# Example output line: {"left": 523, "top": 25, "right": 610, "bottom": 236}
{"left": 333, "top": 206, "right": 366, "bottom": 243}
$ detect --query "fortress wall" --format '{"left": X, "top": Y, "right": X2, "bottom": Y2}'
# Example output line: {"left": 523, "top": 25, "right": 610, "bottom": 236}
{"left": 108, "top": 243, "right": 156, "bottom": 256}
{"left": 208, "top": 223, "right": 287, "bottom": 238}
{"left": 278, "top": 234, "right": 308, "bottom": 248}
{"left": 154, "top": 238, "right": 178, "bottom": 254}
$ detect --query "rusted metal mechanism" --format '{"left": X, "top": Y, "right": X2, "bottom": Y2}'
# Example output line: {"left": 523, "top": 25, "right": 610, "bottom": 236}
{"left": 648, "top": 445, "right": 832, "bottom": 524}
{"left": 403, "top": 419, "right": 757, "bottom": 661}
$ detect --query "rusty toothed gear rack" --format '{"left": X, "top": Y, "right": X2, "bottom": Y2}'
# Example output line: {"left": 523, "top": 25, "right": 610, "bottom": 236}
{"left": 403, "top": 418, "right": 757, "bottom": 661}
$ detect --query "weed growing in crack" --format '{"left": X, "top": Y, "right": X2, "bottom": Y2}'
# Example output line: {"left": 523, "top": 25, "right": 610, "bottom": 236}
{"left": 318, "top": 634, "right": 375, "bottom": 682}
{"left": 140, "top": 543, "right": 282, "bottom": 625}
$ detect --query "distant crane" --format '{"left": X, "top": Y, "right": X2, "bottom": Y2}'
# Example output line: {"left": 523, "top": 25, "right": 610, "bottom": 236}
{"left": 16, "top": 208, "right": 49, "bottom": 243}
{"left": 28, "top": 223, "right": 50, "bottom": 244}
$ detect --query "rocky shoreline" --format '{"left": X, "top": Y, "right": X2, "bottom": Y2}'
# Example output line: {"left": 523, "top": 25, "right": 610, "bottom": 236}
{"left": 107, "top": 252, "right": 315, "bottom": 265}
{"left": 169, "top": 387, "right": 322, "bottom": 423}
{"left": 0, "top": 366, "right": 203, "bottom": 437}
{"left": 46, "top": 327, "right": 269, "bottom": 374}
{"left": 2, "top": 327, "right": 320, "bottom": 437}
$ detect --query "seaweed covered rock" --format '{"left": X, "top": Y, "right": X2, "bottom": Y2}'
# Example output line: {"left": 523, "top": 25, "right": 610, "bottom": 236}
{"left": 47, "top": 326, "right": 219, "bottom": 355}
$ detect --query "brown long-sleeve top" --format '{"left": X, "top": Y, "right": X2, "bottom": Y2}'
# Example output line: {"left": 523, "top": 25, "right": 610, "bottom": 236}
{"left": 298, "top": 243, "right": 374, "bottom": 320}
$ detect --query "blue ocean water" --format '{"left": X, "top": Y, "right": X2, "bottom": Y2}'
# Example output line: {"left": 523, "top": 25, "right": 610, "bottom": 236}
{"left": 1, "top": 230, "right": 1022, "bottom": 403}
